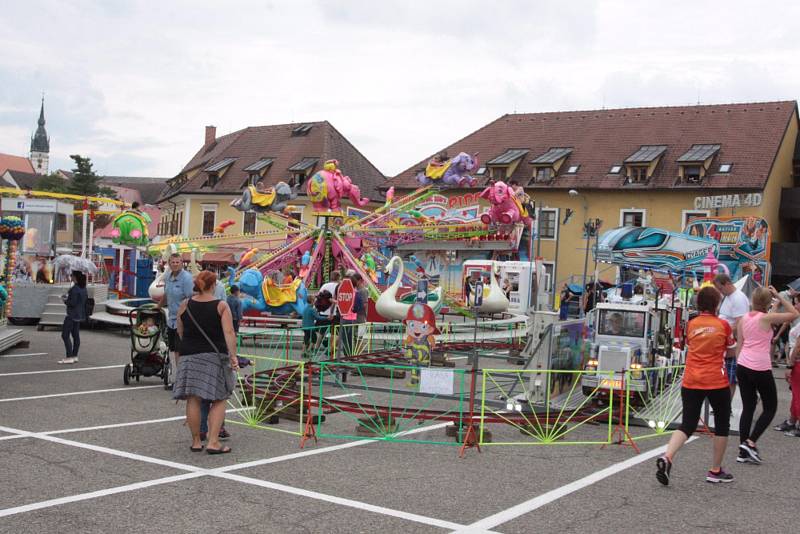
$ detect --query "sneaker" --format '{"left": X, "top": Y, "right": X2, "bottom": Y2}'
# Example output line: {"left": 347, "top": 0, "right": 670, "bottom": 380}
{"left": 706, "top": 468, "right": 735, "bottom": 483}
{"left": 656, "top": 456, "right": 672, "bottom": 486}
{"left": 57, "top": 357, "right": 77, "bottom": 364}
{"left": 738, "top": 442, "right": 762, "bottom": 464}
{"left": 784, "top": 427, "right": 800, "bottom": 437}
{"left": 774, "top": 420, "right": 795, "bottom": 432}
{"left": 219, "top": 428, "right": 231, "bottom": 440}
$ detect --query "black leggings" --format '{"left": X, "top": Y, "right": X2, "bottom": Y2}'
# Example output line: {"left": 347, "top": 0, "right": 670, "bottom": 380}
{"left": 737, "top": 364, "right": 778, "bottom": 444}
{"left": 61, "top": 317, "right": 81, "bottom": 357}
{"left": 678, "top": 387, "right": 731, "bottom": 437}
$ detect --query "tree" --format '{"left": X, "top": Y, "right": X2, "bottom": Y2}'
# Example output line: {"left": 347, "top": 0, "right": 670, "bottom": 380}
{"left": 36, "top": 172, "right": 68, "bottom": 193}
{"left": 66, "top": 155, "right": 104, "bottom": 196}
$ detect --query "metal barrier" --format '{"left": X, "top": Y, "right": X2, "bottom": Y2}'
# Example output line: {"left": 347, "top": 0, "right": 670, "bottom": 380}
{"left": 314, "top": 360, "right": 468, "bottom": 445}
{"left": 479, "top": 368, "right": 616, "bottom": 446}
{"left": 226, "top": 355, "right": 306, "bottom": 436}
{"left": 624, "top": 365, "right": 685, "bottom": 441}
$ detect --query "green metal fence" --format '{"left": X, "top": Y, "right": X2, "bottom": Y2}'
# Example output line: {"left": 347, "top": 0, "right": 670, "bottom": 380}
{"left": 314, "top": 360, "right": 468, "bottom": 445}
{"left": 226, "top": 354, "right": 305, "bottom": 437}
{"left": 624, "top": 365, "right": 685, "bottom": 441}
{"left": 479, "top": 368, "right": 616, "bottom": 446}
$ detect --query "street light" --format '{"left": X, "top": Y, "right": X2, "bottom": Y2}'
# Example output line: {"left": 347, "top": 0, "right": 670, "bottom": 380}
{"left": 569, "top": 190, "right": 590, "bottom": 317}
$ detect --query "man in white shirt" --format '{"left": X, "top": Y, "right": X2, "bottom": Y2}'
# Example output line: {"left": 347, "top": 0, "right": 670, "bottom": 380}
{"left": 318, "top": 271, "right": 341, "bottom": 318}
{"left": 714, "top": 273, "right": 751, "bottom": 396}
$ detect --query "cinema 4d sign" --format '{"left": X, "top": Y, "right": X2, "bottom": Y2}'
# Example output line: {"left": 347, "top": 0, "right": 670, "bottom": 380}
{"left": 694, "top": 193, "right": 762, "bottom": 210}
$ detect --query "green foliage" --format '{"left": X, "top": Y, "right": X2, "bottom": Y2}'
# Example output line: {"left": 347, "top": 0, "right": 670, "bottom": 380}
{"left": 36, "top": 173, "right": 68, "bottom": 193}
{"left": 66, "top": 155, "right": 103, "bottom": 196}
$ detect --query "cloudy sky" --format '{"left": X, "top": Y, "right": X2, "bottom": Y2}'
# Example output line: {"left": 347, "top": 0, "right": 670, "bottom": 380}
{"left": 1, "top": 0, "right": 799, "bottom": 178}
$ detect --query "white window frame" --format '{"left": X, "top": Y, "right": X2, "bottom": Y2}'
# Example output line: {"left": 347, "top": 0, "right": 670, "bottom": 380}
{"left": 242, "top": 210, "right": 257, "bottom": 234}
{"left": 681, "top": 209, "right": 710, "bottom": 230}
{"left": 288, "top": 205, "right": 305, "bottom": 224}
{"left": 201, "top": 204, "right": 217, "bottom": 235}
{"left": 536, "top": 207, "right": 559, "bottom": 241}
{"left": 539, "top": 260, "right": 555, "bottom": 294}
{"left": 619, "top": 208, "right": 647, "bottom": 227}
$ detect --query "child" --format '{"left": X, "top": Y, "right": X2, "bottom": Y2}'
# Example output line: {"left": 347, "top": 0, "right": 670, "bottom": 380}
{"left": 302, "top": 294, "right": 324, "bottom": 358}
{"left": 138, "top": 316, "right": 159, "bottom": 335}
{"left": 226, "top": 285, "right": 250, "bottom": 368}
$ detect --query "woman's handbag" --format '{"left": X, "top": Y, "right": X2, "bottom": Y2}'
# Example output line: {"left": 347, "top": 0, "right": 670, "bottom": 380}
{"left": 184, "top": 301, "right": 236, "bottom": 394}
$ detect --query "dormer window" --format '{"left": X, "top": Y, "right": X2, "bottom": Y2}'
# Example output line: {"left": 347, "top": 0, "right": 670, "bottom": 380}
{"left": 623, "top": 145, "right": 667, "bottom": 184}
{"left": 241, "top": 157, "right": 275, "bottom": 188}
{"left": 534, "top": 167, "right": 554, "bottom": 183}
{"left": 288, "top": 157, "right": 319, "bottom": 188}
{"left": 202, "top": 157, "right": 237, "bottom": 188}
{"left": 677, "top": 144, "right": 720, "bottom": 185}
{"left": 486, "top": 148, "right": 529, "bottom": 183}
{"left": 291, "top": 124, "right": 313, "bottom": 137}
{"left": 528, "top": 147, "right": 572, "bottom": 185}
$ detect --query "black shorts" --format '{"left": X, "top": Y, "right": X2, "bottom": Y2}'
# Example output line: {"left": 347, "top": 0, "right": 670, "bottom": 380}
{"left": 304, "top": 329, "right": 317, "bottom": 345}
{"left": 678, "top": 386, "right": 731, "bottom": 437}
{"left": 167, "top": 327, "right": 179, "bottom": 352}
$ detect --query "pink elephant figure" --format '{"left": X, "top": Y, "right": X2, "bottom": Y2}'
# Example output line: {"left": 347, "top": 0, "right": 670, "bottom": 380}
{"left": 306, "top": 160, "right": 370, "bottom": 212}
{"left": 479, "top": 181, "right": 529, "bottom": 225}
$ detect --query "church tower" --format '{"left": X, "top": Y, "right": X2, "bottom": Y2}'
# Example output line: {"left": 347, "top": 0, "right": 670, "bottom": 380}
{"left": 30, "top": 96, "right": 50, "bottom": 175}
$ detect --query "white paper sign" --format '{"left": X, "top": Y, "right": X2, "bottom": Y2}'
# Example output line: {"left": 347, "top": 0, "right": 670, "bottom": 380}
{"left": 419, "top": 368, "right": 454, "bottom": 395}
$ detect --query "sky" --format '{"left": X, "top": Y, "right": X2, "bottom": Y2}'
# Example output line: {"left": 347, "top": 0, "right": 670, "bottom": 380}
{"left": 1, "top": 0, "right": 800, "bottom": 179}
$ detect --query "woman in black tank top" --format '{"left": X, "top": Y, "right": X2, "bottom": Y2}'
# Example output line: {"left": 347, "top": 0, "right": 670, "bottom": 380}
{"left": 173, "top": 271, "right": 239, "bottom": 454}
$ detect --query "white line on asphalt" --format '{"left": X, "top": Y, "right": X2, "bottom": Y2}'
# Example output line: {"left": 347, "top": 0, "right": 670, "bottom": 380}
{"left": 0, "top": 385, "right": 162, "bottom": 403}
{"left": 218, "top": 471, "right": 465, "bottom": 530}
{"left": 0, "top": 365, "right": 124, "bottom": 377}
{"left": 41, "top": 408, "right": 247, "bottom": 436}
{"left": 0, "top": 473, "right": 206, "bottom": 519}
{"left": 326, "top": 393, "right": 361, "bottom": 400}
{"left": 452, "top": 436, "right": 698, "bottom": 532}
{"left": 0, "top": 421, "right": 464, "bottom": 529}
{"left": 0, "top": 352, "right": 49, "bottom": 358}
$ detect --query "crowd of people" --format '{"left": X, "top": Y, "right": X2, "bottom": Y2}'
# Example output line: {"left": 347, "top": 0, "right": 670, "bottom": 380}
{"left": 656, "top": 274, "right": 800, "bottom": 486}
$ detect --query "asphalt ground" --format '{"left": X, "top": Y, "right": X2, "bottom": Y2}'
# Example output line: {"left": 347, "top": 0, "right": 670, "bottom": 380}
{"left": 0, "top": 324, "right": 796, "bottom": 533}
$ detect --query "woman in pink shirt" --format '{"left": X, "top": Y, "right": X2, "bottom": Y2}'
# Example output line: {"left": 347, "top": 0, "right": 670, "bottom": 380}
{"left": 736, "top": 286, "right": 799, "bottom": 464}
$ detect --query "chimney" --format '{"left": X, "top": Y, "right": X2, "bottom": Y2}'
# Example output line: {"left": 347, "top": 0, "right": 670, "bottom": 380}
{"left": 205, "top": 125, "right": 216, "bottom": 146}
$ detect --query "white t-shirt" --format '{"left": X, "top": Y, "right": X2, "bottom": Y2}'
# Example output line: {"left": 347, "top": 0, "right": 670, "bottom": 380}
{"left": 318, "top": 281, "right": 339, "bottom": 316}
{"left": 718, "top": 289, "right": 750, "bottom": 329}
{"left": 788, "top": 321, "right": 800, "bottom": 355}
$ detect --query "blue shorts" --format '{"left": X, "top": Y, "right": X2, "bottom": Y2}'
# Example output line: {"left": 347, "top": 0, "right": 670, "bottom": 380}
{"left": 725, "top": 358, "right": 737, "bottom": 385}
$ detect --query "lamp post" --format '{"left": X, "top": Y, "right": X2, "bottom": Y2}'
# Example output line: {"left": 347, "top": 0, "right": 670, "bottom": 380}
{"left": 551, "top": 206, "right": 575, "bottom": 309}
{"left": 569, "top": 190, "right": 589, "bottom": 317}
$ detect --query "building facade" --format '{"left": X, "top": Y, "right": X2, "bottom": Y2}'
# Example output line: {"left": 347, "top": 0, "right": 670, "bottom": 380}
{"left": 390, "top": 101, "right": 800, "bottom": 295}
{"left": 156, "top": 122, "right": 385, "bottom": 238}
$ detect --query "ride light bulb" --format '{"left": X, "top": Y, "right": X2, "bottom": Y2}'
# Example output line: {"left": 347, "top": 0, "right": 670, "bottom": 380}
{"left": 648, "top": 420, "right": 656, "bottom": 428}
{"left": 657, "top": 421, "right": 665, "bottom": 429}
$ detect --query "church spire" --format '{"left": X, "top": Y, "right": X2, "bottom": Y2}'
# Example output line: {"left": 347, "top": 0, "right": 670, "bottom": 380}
{"left": 30, "top": 94, "right": 50, "bottom": 175}
{"left": 30, "top": 95, "right": 50, "bottom": 154}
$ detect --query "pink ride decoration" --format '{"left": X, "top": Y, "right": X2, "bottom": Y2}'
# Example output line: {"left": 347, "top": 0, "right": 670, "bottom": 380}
{"left": 307, "top": 159, "right": 369, "bottom": 212}
{"left": 479, "top": 181, "right": 530, "bottom": 225}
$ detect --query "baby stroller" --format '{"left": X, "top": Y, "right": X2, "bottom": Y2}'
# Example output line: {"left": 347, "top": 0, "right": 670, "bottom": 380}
{"left": 124, "top": 303, "right": 170, "bottom": 387}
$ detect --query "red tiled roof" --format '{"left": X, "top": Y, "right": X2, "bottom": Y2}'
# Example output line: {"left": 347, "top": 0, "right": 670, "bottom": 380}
{"left": 0, "top": 153, "right": 35, "bottom": 175}
{"left": 158, "top": 121, "right": 386, "bottom": 202}
{"left": 389, "top": 101, "right": 798, "bottom": 191}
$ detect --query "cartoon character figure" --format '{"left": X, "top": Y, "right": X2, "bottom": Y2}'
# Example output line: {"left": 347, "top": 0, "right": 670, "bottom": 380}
{"left": 306, "top": 160, "right": 370, "bottom": 212}
{"left": 479, "top": 181, "right": 531, "bottom": 225}
{"left": 403, "top": 303, "right": 440, "bottom": 386}
{"left": 416, "top": 152, "right": 479, "bottom": 187}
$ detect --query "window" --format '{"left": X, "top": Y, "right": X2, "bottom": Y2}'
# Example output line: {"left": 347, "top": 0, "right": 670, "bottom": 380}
{"left": 178, "top": 211, "right": 184, "bottom": 235}
{"left": 291, "top": 172, "right": 307, "bottom": 187}
{"left": 201, "top": 206, "right": 216, "bottom": 235}
{"left": 681, "top": 210, "right": 709, "bottom": 229}
{"left": 718, "top": 163, "right": 732, "bottom": 173}
{"left": 288, "top": 211, "right": 302, "bottom": 222}
{"left": 609, "top": 165, "right": 622, "bottom": 174}
{"left": 490, "top": 167, "right": 507, "bottom": 180}
{"left": 620, "top": 209, "right": 645, "bottom": 227}
{"left": 566, "top": 165, "right": 580, "bottom": 174}
{"left": 537, "top": 208, "right": 558, "bottom": 239}
{"left": 534, "top": 167, "right": 553, "bottom": 183}
{"left": 56, "top": 213, "right": 67, "bottom": 231}
{"left": 627, "top": 166, "right": 648, "bottom": 183}
{"left": 206, "top": 173, "right": 219, "bottom": 188}
{"left": 243, "top": 211, "right": 256, "bottom": 234}
{"left": 683, "top": 165, "right": 702, "bottom": 183}
{"left": 476, "top": 167, "right": 486, "bottom": 175}
{"left": 540, "top": 261, "right": 555, "bottom": 293}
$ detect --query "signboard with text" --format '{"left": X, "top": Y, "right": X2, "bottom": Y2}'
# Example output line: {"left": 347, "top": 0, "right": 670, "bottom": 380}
{"left": 683, "top": 216, "right": 771, "bottom": 283}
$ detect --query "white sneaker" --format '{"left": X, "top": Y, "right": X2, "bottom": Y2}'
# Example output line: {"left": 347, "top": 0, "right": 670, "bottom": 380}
{"left": 57, "top": 357, "right": 77, "bottom": 364}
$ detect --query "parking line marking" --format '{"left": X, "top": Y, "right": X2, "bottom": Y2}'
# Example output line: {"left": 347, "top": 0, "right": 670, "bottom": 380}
{"left": 0, "top": 473, "right": 205, "bottom": 518}
{"left": 218, "top": 471, "right": 464, "bottom": 530}
{"left": 0, "top": 422, "right": 464, "bottom": 529}
{"left": 0, "top": 385, "right": 162, "bottom": 403}
{"left": 453, "top": 437, "right": 698, "bottom": 532}
{"left": 326, "top": 393, "right": 361, "bottom": 400}
{"left": 0, "top": 352, "right": 49, "bottom": 358}
{"left": 0, "top": 365, "right": 124, "bottom": 377}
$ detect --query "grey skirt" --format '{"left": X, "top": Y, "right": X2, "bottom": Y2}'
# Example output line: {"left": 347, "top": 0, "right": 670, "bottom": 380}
{"left": 172, "top": 352, "right": 235, "bottom": 402}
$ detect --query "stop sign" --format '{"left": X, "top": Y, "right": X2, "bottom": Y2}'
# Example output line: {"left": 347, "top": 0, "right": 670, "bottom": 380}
{"left": 336, "top": 278, "right": 355, "bottom": 316}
